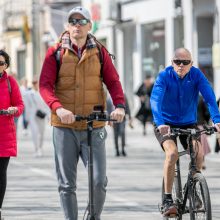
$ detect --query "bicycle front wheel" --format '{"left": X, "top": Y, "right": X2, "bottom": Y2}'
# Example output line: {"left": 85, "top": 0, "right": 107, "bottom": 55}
{"left": 189, "top": 172, "right": 212, "bottom": 220}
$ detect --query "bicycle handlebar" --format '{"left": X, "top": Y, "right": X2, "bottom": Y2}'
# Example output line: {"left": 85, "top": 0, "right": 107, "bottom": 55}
{"left": 170, "top": 125, "right": 217, "bottom": 136}
{"left": 0, "top": 109, "right": 10, "bottom": 115}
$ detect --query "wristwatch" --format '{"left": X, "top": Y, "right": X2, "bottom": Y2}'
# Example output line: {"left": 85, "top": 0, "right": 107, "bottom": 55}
{"left": 116, "top": 104, "right": 125, "bottom": 109}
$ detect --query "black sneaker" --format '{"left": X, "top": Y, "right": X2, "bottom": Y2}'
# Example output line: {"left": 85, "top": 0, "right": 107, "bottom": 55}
{"left": 122, "top": 150, "right": 127, "bottom": 157}
{"left": 162, "top": 199, "right": 178, "bottom": 217}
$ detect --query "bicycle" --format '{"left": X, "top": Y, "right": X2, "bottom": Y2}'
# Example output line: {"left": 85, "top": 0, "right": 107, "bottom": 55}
{"left": 75, "top": 105, "right": 116, "bottom": 220}
{"left": 159, "top": 125, "right": 216, "bottom": 220}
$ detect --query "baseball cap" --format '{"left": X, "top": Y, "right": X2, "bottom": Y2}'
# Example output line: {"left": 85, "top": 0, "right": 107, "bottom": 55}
{"left": 68, "top": 6, "right": 91, "bottom": 22}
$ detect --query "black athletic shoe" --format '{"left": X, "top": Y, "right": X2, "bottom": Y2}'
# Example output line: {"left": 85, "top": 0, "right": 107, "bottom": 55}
{"left": 162, "top": 199, "right": 178, "bottom": 217}
{"left": 122, "top": 150, "right": 127, "bottom": 157}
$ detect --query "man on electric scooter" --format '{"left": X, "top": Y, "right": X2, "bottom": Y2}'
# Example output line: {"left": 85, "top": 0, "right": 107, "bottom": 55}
{"left": 39, "top": 6, "right": 125, "bottom": 220}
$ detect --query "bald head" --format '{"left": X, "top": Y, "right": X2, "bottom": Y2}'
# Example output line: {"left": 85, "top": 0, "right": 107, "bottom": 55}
{"left": 172, "top": 48, "right": 193, "bottom": 78}
{"left": 173, "top": 48, "right": 192, "bottom": 60}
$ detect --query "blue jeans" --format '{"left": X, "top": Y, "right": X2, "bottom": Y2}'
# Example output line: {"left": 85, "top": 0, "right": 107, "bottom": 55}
{"left": 53, "top": 127, "right": 108, "bottom": 220}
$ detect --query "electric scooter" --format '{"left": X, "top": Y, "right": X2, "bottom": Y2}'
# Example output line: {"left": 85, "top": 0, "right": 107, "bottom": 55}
{"left": 75, "top": 105, "right": 116, "bottom": 220}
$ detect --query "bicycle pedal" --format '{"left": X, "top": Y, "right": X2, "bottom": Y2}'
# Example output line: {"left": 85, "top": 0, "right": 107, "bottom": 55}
{"left": 163, "top": 208, "right": 179, "bottom": 218}
{"left": 158, "top": 203, "right": 164, "bottom": 214}
{"left": 164, "top": 212, "right": 179, "bottom": 218}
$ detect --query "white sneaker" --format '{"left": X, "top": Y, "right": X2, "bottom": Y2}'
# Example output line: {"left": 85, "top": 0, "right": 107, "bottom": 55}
{"left": 35, "top": 149, "right": 43, "bottom": 157}
{"left": 22, "top": 129, "right": 28, "bottom": 136}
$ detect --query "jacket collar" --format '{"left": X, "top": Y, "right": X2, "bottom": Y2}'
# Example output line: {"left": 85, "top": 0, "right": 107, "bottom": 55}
{"left": 0, "top": 71, "right": 7, "bottom": 79}
{"left": 59, "top": 31, "right": 97, "bottom": 53}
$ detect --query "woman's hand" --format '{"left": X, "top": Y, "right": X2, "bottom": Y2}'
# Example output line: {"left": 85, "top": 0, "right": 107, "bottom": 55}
{"left": 7, "top": 106, "right": 18, "bottom": 115}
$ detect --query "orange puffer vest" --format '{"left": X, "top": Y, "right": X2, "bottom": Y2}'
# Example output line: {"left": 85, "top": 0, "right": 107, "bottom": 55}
{"left": 51, "top": 47, "right": 106, "bottom": 130}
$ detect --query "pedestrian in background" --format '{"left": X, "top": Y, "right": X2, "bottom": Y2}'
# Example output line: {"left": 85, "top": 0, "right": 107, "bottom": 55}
{"left": 19, "top": 77, "right": 29, "bottom": 136}
{"left": 215, "top": 97, "right": 220, "bottom": 153}
{"left": 24, "top": 76, "right": 49, "bottom": 157}
{"left": 197, "top": 95, "right": 211, "bottom": 169}
{"left": 107, "top": 93, "right": 133, "bottom": 156}
{"left": 135, "top": 74, "right": 154, "bottom": 135}
{"left": 39, "top": 6, "right": 125, "bottom": 220}
{"left": 0, "top": 50, "right": 24, "bottom": 220}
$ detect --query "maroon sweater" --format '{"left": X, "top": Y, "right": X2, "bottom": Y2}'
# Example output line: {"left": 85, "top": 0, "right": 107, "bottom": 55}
{"left": 40, "top": 44, "right": 125, "bottom": 111}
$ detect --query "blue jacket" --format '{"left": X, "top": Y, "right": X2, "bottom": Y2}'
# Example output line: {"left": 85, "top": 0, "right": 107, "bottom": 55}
{"left": 150, "top": 66, "right": 220, "bottom": 126}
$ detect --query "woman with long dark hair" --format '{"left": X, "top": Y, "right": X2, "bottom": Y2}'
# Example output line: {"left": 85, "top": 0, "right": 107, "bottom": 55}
{"left": 0, "top": 50, "right": 24, "bottom": 219}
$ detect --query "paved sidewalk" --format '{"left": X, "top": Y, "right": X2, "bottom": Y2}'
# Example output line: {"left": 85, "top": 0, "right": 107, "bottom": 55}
{"left": 2, "top": 119, "right": 220, "bottom": 220}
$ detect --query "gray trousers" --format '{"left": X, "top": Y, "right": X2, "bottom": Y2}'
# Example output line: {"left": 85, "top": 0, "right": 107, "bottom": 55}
{"left": 53, "top": 127, "right": 108, "bottom": 220}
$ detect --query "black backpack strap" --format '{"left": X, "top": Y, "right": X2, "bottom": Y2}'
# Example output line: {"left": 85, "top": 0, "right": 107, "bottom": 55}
{"left": 7, "top": 77, "right": 11, "bottom": 94}
{"left": 54, "top": 45, "right": 62, "bottom": 83}
{"left": 55, "top": 47, "right": 61, "bottom": 67}
{"left": 96, "top": 44, "right": 104, "bottom": 80}
{"left": 95, "top": 39, "right": 115, "bottom": 80}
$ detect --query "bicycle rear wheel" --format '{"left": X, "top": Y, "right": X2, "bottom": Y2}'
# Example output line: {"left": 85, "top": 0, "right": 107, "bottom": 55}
{"left": 188, "top": 172, "right": 212, "bottom": 220}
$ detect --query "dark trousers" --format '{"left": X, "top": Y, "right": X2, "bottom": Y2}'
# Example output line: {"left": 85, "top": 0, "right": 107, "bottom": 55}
{"left": 0, "top": 157, "right": 10, "bottom": 208}
{"left": 22, "top": 108, "right": 28, "bottom": 129}
{"left": 215, "top": 139, "right": 220, "bottom": 153}
{"left": 113, "top": 121, "right": 126, "bottom": 151}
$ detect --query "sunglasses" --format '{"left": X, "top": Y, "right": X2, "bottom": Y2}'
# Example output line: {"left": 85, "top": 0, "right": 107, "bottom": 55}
{"left": 0, "top": 61, "right": 6, "bottom": 66}
{"left": 173, "top": 60, "right": 191, "bottom": 66}
{"left": 69, "top": 19, "right": 89, "bottom": 26}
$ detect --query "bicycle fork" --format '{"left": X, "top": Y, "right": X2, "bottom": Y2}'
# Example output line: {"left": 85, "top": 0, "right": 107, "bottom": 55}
{"left": 181, "top": 171, "right": 195, "bottom": 215}
{"left": 174, "top": 160, "right": 195, "bottom": 216}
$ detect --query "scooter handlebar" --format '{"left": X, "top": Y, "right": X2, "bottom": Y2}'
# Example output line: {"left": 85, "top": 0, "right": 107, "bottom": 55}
{"left": 75, "top": 114, "right": 117, "bottom": 122}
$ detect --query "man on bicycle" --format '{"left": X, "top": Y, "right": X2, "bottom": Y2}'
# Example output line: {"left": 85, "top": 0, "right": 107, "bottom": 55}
{"left": 150, "top": 48, "right": 220, "bottom": 217}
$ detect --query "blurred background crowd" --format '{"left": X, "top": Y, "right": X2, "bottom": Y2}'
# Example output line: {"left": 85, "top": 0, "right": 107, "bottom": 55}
{"left": 1, "top": 0, "right": 220, "bottom": 114}
{"left": 1, "top": 0, "right": 220, "bottom": 157}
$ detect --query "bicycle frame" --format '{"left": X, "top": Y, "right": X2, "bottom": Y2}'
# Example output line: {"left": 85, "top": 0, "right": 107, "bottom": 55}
{"left": 175, "top": 134, "right": 198, "bottom": 215}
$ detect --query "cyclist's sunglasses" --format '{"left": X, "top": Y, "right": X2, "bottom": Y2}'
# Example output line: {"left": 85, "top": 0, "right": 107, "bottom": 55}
{"left": 0, "top": 61, "right": 6, "bottom": 66}
{"left": 173, "top": 60, "right": 191, "bottom": 66}
{"left": 69, "top": 18, "right": 90, "bottom": 26}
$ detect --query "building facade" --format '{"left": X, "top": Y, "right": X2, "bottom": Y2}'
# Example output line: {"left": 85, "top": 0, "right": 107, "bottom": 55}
{"left": 85, "top": 0, "right": 220, "bottom": 112}
{"left": 1, "top": 0, "right": 220, "bottom": 112}
{"left": 0, "top": 0, "right": 80, "bottom": 85}
{"left": 0, "top": 0, "right": 32, "bottom": 81}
